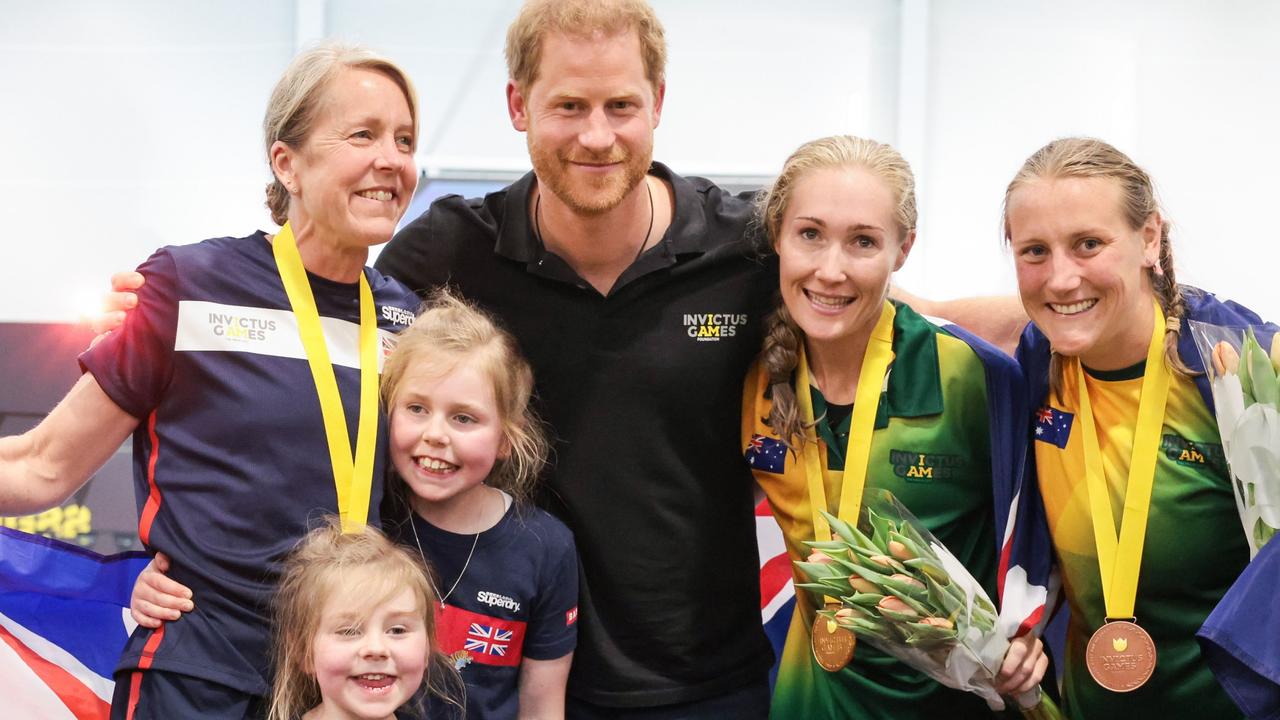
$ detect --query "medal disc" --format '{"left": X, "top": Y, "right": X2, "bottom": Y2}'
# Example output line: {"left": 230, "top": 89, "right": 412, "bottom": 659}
{"left": 1086, "top": 620, "right": 1156, "bottom": 692}
{"left": 811, "top": 612, "right": 855, "bottom": 672}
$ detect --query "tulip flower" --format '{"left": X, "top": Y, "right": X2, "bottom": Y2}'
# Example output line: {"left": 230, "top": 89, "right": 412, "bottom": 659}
{"left": 793, "top": 493, "right": 1061, "bottom": 718}
{"left": 1191, "top": 322, "right": 1280, "bottom": 557}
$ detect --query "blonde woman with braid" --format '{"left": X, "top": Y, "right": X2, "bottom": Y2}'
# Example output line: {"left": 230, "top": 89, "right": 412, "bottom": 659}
{"left": 904, "top": 137, "right": 1278, "bottom": 718}
{"left": 1001, "top": 138, "right": 1278, "bottom": 719}
{"left": 741, "top": 135, "right": 1051, "bottom": 719}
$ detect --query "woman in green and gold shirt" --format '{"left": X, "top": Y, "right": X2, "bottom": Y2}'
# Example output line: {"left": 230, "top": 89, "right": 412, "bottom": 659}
{"left": 742, "top": 135, "right": 1049, "bottom": 719}
{"left": 1006, "top": 137, "right": 1275, "bottom": 719}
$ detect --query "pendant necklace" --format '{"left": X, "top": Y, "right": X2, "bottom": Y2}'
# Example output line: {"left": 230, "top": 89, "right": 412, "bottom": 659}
{"left": 408, "top": 489, "right": 493, "bottom": 605}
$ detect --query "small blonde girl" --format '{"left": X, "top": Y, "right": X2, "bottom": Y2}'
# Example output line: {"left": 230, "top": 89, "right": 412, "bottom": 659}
{"left": 269, "top": 519, "right": 461, "bottom": 720}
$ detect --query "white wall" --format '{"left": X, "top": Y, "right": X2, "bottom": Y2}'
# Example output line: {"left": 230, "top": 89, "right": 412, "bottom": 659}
{"left": 0, "top": 0, "right": 1275, "bottom": 323}
{"left": 901, "top": 0, "right": 1280, "bottom": 322}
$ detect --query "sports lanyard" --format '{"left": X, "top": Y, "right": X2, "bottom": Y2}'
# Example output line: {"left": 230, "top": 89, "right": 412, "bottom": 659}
{"left": 796, "top": 300, "right": 897, "bottom": 553}
{"left": 1074, "top": 300, "right": 1171, "bottom": 620}
{"left": 272, "top": 222, "right": 379, "bottom": 533}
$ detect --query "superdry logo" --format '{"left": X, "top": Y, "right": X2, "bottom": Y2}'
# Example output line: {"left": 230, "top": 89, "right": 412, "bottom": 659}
{"left": 381, "top": 305, "right": 415, "bottom": 326}
{"left": 683, "top": 313, "right": 749, "bottom": 342}
{"left": 208, "top": 312, "right": 276, "bottom": 341}
{"left": 477, "top": 591, "right": 521, "bottom": 613}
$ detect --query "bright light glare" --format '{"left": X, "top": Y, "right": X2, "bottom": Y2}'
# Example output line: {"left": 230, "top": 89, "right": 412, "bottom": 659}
{"left": 69, "top": 289, "right": 107, "bottom": 325}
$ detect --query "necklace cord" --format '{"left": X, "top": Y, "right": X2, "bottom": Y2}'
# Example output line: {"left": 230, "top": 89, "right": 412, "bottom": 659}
{"left": 533, "top": 178, "right": 656, "bottom": 264}
{"left": 408, "top": 493, "right": 486, "bottom": 605}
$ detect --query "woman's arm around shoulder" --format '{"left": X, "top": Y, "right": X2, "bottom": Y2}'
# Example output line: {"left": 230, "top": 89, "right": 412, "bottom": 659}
{"left": 892, "top": 285, "right": 1028, "bottom": 356}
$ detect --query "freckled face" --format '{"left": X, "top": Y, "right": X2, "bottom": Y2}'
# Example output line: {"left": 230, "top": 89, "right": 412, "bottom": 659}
{"left": 775, "top": 166, "right": 912, "bottom": 357}
{"left": 281, "top": 68, "right": 417, "bottom": 250}
{"left": 1007, "top": 176, "right": 1160, "bottom": 369}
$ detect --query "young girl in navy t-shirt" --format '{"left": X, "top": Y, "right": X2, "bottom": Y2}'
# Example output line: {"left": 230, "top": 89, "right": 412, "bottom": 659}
{"left": 379, "top": 290, "right": 578, "bottom": 720}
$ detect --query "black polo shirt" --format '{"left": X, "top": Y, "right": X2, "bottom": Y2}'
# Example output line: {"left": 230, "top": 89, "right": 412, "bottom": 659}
{"left": 375, "top": 162, "right": 778, "bottom": 707}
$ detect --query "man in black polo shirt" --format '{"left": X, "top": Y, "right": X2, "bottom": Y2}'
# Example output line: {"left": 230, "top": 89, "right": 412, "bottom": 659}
{"left": 375, "top": 1, "right": 776, "bottom": 716}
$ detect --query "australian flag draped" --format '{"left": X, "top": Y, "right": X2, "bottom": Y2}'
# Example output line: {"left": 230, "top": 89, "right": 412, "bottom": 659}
{"left": 0, "top": 527, "right": 147, "bottom": 719}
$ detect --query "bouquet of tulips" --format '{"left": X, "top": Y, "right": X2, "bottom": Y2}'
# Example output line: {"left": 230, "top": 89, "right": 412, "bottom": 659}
{"left": 1190, "top": 321, "right": 1280, "bottom": 558}
{"left": 794, "top": 490, "right": 1060, "bottom": 718}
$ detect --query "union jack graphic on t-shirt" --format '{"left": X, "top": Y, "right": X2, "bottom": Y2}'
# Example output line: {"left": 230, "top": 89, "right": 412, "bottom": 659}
{"left": 465, "top": 623, "right": 512, "bottom": 656}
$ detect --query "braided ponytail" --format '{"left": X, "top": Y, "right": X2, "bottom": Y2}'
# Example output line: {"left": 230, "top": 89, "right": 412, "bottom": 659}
{"left": 760, "top": 302, "right": 808, "bottom": 449}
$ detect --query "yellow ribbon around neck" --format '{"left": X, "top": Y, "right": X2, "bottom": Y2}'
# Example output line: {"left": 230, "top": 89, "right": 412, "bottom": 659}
{"left": 1074, "top": 300, "right": 1172, "bottom": 620}
{"left": 797, "top": 301, "right": 897, "bottom": 558}
{"left": 272, "top": 222, "right": 379, "bottom": 534}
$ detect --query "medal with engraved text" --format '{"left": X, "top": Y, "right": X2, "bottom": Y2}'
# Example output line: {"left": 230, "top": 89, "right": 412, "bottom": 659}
{"left": 811, "top": 607, "right": 855, "bottom": 672}
{"left": 1085, "top": 620, "right": 1156, "bottom": 692}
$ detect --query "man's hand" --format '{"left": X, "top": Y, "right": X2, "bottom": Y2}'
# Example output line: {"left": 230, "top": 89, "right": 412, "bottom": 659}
{"left": 89, "top": 271, "right": 145, "bottom": 343}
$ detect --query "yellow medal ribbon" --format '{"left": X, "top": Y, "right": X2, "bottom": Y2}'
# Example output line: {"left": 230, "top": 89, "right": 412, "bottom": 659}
{"left": 797, "top": 300, "right": 896, "bottom": 606}
{"left": 1074, "top": 300, "right": 1171, "bottom": 620}
{"left": 272, "top": 222, "right": 379, "bottom": 534}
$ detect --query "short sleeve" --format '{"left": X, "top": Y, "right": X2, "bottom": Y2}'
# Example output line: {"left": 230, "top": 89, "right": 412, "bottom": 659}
{"left": 78, "top": 248, "right": 180, "bottom": 419}
{"left": 521, "top": 517, "right": 579, "bottom": 661}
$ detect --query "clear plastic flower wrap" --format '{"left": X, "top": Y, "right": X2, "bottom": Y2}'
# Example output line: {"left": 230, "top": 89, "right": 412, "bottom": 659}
{"left": 793, "top": 490, "right": 1061, "bottom": 719}
{"left": 1189, "top": 321, "right": 1280, "bottom": 557}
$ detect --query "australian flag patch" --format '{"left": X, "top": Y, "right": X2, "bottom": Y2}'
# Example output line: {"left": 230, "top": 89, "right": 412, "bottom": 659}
{"left": 746, "top": 433, "right": 788, "bottom": 473}
{"left": 1034, "top": 406, "right": 1074, "bottom": 449}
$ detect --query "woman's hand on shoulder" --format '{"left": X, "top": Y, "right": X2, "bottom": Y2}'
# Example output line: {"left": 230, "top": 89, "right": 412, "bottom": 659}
{"left": 130, "top": 552, "right": 194, "bottom": 628}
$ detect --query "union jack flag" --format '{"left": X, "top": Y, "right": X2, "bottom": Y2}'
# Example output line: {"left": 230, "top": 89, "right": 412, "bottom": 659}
{"left": 464, "top": 624, "right": 512, "bottom": 657}
{"left": 0, "top": 528, "right": 148, "bottom": 719}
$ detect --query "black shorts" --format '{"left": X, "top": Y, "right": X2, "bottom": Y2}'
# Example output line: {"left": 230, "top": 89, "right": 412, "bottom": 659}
{"left": 110, "top": 669, "right": 266, "bottom": 720}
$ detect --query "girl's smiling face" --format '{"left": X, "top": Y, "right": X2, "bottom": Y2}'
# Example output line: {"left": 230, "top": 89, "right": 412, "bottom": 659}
{"left": 308, "top": 586, "right": 428, "bottom": 720}
{"left": 388, "top": 359, "right": 507, "bottom": 519}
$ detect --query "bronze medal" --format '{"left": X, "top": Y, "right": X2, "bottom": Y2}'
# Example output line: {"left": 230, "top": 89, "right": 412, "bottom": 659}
{"left": 811, "top": 610, "right": 855, "bottom": 672}
{"left": 1085, "top": 620, "right": 1156, "bottom": 692}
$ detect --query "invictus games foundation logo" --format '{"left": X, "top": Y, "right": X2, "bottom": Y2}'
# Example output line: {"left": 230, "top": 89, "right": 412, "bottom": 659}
{"left": 208, "top": 311, "right": 276, "bottom": 342}
{"left": 889, "top": 449, "right": 966, "bottom": 482}
{"left": 1161, "top": 433, "right": 1226, "bottom": 473}
{"left": 683, "top": 312, "right": 749, "bottom": 342}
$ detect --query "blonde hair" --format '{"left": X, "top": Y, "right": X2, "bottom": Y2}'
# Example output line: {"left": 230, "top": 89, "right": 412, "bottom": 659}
{"left": 505, "top": 0, "right": 666, "bottom": 95}
{"left": 1001, "top": 137, "right": 1192, "bottom": 399}
{"left": 263, "top": 41, "right": 419, "bottom": 226}
{"left": 381, "top": 289, "right": 551, "bottom": 507}
{"left": 754, "top": 135, "right": 918, "bottom": 450}
{"left": 268, "top": 519, "right": 460, "bottom": 720}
